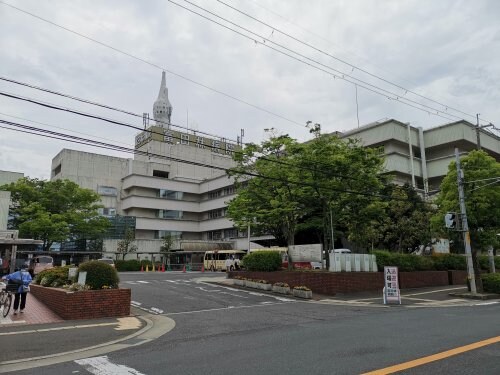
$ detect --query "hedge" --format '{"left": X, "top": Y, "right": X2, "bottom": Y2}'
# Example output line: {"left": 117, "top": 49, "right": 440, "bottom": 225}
{"left": 35, "top": 266, "right": 73, "bottom": 287}
{"left": 78, "top": 261, "right": 119, "bottom": 290}
{"left": 115, "top": 260, "right": 161, "bottom": 271}
{"left": 241, "top": 251, "right": 282, "bottom": 272}
{"left": 373, "top": 251, "right": 499, "bottom": 272}
{"left": 481, "top": 273, "right": 500, "bottom": 294}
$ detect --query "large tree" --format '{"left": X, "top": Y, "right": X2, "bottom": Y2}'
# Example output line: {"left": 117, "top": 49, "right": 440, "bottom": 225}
{"left": 378, "top": 184, "right": 435, "bottom": 253}
{"left": 431, "top": 150, "right": 500, "bottom": 291}
{"left": 295, "top": 125, "right": 387, "bottom": 255}
{"left": 1, "top": 178, "right": 110, "bottom": 251}
{"left": 227, "top": 128, "right": 387, "bottom": 266}
{"left": 228, "top": 135, "right": 309, "bottom": 252}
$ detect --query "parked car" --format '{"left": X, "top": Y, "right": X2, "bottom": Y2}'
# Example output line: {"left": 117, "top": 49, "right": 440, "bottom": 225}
{"left": 97, "top": 258, "right": 115, "bottom": 268}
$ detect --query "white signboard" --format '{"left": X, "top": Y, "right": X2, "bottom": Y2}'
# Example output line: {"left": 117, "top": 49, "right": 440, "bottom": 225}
{"left": 77, "top": 271, "right": 87, "bottom": 286}
{"left": 68, "top": 267, "right": 78, "bottom": 279}
{"left": 383, "top": 266, "right": 401, "bottom": 305}
{"left": 432, "top": 238, "right": 450, "bottom": 254}
{"left": 288, "top": 244, "right": 322, "bottom": 262}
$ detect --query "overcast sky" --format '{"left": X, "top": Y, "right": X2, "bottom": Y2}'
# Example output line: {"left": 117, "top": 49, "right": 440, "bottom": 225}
{"left": 1, "top": 0, "right": 499, "bottom": 179}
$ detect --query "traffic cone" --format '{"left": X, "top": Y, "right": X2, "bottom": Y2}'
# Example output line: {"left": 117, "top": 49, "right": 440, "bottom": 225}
{"left": 141, "top": 265, "right": 144, "bottom": 272}
{"left": 182, "top": 265, "right": 186, "bottom": 273}
{"left": 146, "top": 264, "right": 149, "bottom": 272}
{"left": 162, "top": 264, "right": 165, "bottom": 272}
{"left": 201, "top": 264, "right": 205, "bottom": 273}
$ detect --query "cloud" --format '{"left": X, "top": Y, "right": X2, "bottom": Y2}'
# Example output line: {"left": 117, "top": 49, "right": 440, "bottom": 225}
{"left": 0, "top": 0, "right": 498, "bottom": 179}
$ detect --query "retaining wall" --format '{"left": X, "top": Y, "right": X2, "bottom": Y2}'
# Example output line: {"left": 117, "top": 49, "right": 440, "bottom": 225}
{"left": 229, "top": 270, "right": 466, "bottom": 296}
{"left": 30, "top": 285, "right": 131, "bottom": 320}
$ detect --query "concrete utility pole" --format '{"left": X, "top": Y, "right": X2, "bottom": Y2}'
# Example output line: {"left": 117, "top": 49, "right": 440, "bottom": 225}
{"left": 455, "top": 148, "right": 477, "bottom": 294}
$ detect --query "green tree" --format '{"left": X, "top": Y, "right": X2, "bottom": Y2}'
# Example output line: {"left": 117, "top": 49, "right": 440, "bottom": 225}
{"left": 295, "top": 126, "right": 386, "bottom": 255}
{"left": 160, "top": 233, "right": 174, "bottom": 266}
{"left": 1, "top": 178, "right": 109, "bottom": 251}
{"left": 378, "top": 184, "right": 434, "bottom": 253}
{"left": 228, "top": 135, "right": 310, "bottom": 265}
{"left": 431, "top": 150, "right": 500, "bottom": 291}
{"left": 116, "top": 228, "right": 138, "bottom": 260}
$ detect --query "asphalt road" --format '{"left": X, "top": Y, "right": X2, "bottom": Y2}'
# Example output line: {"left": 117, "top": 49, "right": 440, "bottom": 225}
{"left": 4, "top": 271, "right": 500, "bottom": 374}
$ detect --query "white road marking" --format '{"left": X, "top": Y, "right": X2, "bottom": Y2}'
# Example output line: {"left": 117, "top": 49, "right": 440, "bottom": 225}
{"left": 131, "top": 301, "right": 142, "bottom": 306}
{"left": 0, "top": 322, "right": 118, "bottom": 336}
{"left": 474, "top": 301, "right": 499, "bottom": 306}
{"left": 136, "top": 281, "right": 150, "bottom": 284}
{"left": 150, "top": 307, "right": 164, "bottom": 314}
{"left": 166, "top": 301, "right": 293, "bottom": 315}
{"left": 75, "top": 356, "right": 147, "bottom": 375}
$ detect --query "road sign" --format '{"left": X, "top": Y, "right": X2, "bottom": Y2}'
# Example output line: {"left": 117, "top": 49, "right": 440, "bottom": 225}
{"left": 383, "top": 266, "right": 401, "bottom": 305}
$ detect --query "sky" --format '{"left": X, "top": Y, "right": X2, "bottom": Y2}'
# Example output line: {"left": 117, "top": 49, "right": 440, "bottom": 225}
{"left": 1, "top": 0, "right": 499, "bottom": 179}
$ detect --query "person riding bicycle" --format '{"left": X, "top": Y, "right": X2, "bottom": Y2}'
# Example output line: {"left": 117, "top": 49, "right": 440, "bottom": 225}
{"left": 1, "top": 265, "right": 32, "bottom": 315}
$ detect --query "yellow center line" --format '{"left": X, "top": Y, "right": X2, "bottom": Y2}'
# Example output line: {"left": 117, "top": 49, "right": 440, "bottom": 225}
{"left": 362, "top": 336, "right": 500, "bottom": 374}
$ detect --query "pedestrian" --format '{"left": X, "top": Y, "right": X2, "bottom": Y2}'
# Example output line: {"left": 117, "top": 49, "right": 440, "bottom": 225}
{"left": 1, "top": 265, "right": 32, "bottom": 315}
{"left": 225, "top": 256, "right": 232, "bottom": 272}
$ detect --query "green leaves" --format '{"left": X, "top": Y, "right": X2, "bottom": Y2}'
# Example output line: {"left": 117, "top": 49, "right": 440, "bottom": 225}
{"left": 1, "top": 177, "right": 110, "bottom": 250}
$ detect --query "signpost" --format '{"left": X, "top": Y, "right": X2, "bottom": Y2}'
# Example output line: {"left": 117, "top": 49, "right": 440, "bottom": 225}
{"left": 383, "top": 266, "right": 401, "bottom": 305}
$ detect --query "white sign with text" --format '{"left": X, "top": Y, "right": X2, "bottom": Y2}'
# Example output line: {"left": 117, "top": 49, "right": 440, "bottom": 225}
{"left": 383, "top": 266, "right": 401, "bottom": 305}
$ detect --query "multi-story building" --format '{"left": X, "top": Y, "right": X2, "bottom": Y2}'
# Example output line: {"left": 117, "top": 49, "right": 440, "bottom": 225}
{"left": 51, "top": 73, "right": 250, "bottom": 259}
{"left": 50, "top": 74, "right": 500, "bottom": 260}
{"left": 339, "top": 119, "right": 500, "bottom": 197}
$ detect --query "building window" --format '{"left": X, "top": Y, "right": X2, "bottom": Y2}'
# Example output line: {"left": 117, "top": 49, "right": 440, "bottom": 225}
{"left": 155, "top": 230, "right": 182, "bottom": 240}
{"left": 98, "top": 207, "right": 117, "bottom": 217}
{"left": 223, "top": 186, "right": 235, "bottom": 196}
{"left": 157, "top": 210, "right": 183, "bottom": 219}
{"left": 224, "top": 228, "right": 238, "bottom": 239}
{"left": 208, "top": 209, "right": 226, "bottom": 219}
{"left": 158, "top": 189, "right": 183, "bottom": 200}
{"left": 153, "top": 170, "right": 169, "bottom": 178}
{"left": 53, "top": 164, "right": 61, "bottom": 176}
{"left": 208, "top": 190, "right": 222, "bottom": 199}
{"left": 207, "top": 231, "right": 222, "bottom": 240}
{"left": 97, "top": 186, "right": 117, "bottom": 196}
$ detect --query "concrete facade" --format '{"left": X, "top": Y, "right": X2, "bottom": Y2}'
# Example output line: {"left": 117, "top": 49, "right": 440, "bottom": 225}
{"left": 340, "top": 119, "right": 500, "bottom": 196}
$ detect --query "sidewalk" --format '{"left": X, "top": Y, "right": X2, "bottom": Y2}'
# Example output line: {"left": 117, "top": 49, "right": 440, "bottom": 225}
{"left": 0, "top": 293, "right": 62, "bottom": 326}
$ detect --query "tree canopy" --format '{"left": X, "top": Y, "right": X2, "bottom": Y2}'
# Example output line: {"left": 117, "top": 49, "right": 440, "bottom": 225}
{"left": 227, "top": 129, "right": 387, "bottom": 256}
{"left": 1, "top": 178, "right": 110, "bottom": 251}
{"left": 431, "top": 150, "right": 500, "bottom": 251}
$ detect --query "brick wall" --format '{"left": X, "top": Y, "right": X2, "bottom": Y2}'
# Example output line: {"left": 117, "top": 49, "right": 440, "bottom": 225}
{"left": 448, "top": 270, "right": 468, "bottom": 285}
{"left": 31, "top": 285, "right": 131, "bottom": 320}
{"left": 229, "top": 270, "right": 455, "bottom": 296}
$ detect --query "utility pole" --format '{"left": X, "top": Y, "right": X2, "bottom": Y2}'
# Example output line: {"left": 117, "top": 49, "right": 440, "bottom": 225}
{"left": 476, "top": 114, "right": 481, "bottom": 150}
{"left": 455, "top": 148, "right": 477, "bottom": 294}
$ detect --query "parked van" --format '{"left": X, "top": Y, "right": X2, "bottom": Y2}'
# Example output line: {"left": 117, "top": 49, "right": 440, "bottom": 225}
{"left": 204, "top": 250, "right": 246, "bottom": 272}
{"left": 29, "top": 256, "right": 54, "bottom": 275}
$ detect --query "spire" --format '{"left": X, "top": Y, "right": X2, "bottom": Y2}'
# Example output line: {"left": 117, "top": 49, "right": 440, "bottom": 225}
{"left": 153, "top": 71, "right": 173, "bottom": 127}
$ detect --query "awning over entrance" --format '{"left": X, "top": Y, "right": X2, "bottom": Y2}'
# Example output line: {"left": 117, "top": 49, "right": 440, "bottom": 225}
{"left": 179, "top": 241, "right": 234, "bottom": 252}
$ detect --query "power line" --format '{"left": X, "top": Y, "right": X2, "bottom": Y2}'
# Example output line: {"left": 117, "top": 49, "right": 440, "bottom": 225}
{"left": 0, "top": 118, "right": 397, "bottom": 200}
{"left": 216, "top": 0, "right": 492, "bottom": 125}
{"left": 0, "top": 75, "right": 239, "bottom": 143}
{"left": 0, "top": 90, "right": 383, "bottom": 183}
{"left": 168, "top": 0, "right": 459, "bottom": 123}
{"left": 0, "top": 0, "right": 306, "bottom": 129}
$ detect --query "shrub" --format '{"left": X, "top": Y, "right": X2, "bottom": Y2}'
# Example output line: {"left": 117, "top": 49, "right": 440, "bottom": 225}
{"left": 477, "top": 256, "right": 500, "bottom": 271}
{"left": 78, "top": 260, "right": 119, "bottom": 290}
{"left": 115, "top": 259, "right": 142, "bottom": 272}
{"left": 241, "top": 251, "right": 282, "bottom": 271}
{"left": 432, "top": 254, "right": 467, "bottom": 271}
{"left": 373, "top": 251, "right": 434, "bottom": 272}
{"left": 293, "top": 285, "right": 311, "bottom": 291}
{"left": 35, "top": 266, "right": 71, "bottom": 286}
{"left": 481, "top": 273, "right": 500, "bottom": 294}
{"left": 273, "top": 282, "right": 289, "bottom": 288}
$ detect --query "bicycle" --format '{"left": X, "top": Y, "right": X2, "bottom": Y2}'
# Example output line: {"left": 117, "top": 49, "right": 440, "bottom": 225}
{"left": 0, "top": 282, "right": 17, "bottom": 318}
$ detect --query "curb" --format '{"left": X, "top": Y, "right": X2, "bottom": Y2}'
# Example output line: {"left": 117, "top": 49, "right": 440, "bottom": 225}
{"left": 0, "top": 308, "right": 175, "bottom": 373}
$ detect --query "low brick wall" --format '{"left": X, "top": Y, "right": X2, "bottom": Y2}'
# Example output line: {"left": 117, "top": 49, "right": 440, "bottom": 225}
{"left": 229, "top": 270, "right": 457, "bottom": 296}
{"left": 398, "top": 271, "right": 449, "bottom": 289}
{"left": 448, "top": 270, "right": 468, "bottom": 285}
{"left": 30, "top": 285, "right": 131, "bottom": 320}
